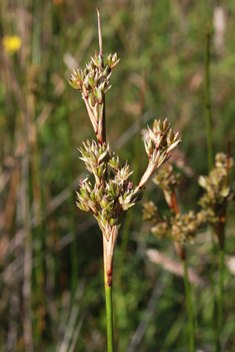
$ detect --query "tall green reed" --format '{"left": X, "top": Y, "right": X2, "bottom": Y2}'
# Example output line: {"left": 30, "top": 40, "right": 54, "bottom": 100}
{"left": 69, "top": 8, "right": 181, "bottom": 351}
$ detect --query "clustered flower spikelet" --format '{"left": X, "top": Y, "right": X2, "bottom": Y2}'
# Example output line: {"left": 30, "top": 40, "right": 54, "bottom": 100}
{"left": 76, "top": 141, "right": 144, "bottom": 241}
{"left": 198, "top": 152, "right": 234, "bottom": 223}
{"left": 70, "top": 45, "right": 181, "bottom": 284}
{"left": 170, "top": 211, "right": 210, "bottom": 242}
{"left": 153, "top": 163, "right": 180, "bottom": 191}
{"left": 139, "top": 118, "right": 181, "bottom": 188}
{"left": 143, "top": 202, "right": 208, "bottom": 243}
{"left": 69, "top": 52, "right": 120, "bottom": 143}
{"left": 152, "top": 163, "right": 180, "bottom": 208}
{"left": 78, "top": 140, "right": 108, "bottom": 187}
{"left": 76, "top": 119, "right": 182, "bottom": 242}
{"left": 142, "top": 201, "right": 161, "bottom": 224}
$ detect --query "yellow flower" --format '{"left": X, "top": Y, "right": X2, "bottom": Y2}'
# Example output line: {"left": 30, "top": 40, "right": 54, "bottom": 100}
{"left": 2, "top": 35, "right": 22, "bottom": 53}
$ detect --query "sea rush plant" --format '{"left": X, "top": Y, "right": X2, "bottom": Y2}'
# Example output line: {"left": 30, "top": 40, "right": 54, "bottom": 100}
{"left": 143, "top": 152, "right": 234, "bottom": 351}
{"left": 69, "top": 8, "right": 181, "bottom": 352}
{"left": 142, "top": 162, "right": 198, "bottom": 351}
{"left": 199, "top": 151, "right": 234, "bottom": 350}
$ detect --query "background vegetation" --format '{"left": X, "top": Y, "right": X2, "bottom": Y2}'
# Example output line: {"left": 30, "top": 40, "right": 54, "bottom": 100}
{"left": 0, "top": 0, "right": 235, "bottom": 351}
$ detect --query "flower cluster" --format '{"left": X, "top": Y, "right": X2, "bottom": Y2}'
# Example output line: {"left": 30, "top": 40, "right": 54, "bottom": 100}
{"left": 69, "top": 52, "right": 120, "bottom": 143}
{"left": 138, "top": 119, "right": 181, "bottom": 188}
{"left": 153, "top": 163, "right": 180, "bottom": 190}
{"left": 76, "top": 140, "right": 144, "bottom": 241}
{"left": 78, "top": 140, "right": 108, "bottom": 187}
{"left": 198, "top": 152, "right": 234, "bottom": 220}
{"left": 169, "top": 210, "right": 210, "bottom": 242}
{"left": 143, "top": 153, "right": 234, "bottom": 244}
{"left": 152, "top": 163, "right": 180, "bottom": 208}
{"left": 142, "top": 202, "right": 209, "bottom": 243}
{"left": 70, "top": 45, "right": 181, "bottom": 285}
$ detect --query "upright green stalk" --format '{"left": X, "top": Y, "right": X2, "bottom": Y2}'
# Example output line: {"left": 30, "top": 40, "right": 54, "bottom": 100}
{"left": 205, "top": 22, "right": 213, "bottom": 172}
{"left": 205, "top": 22, "right": 220, "bottom": 351}
{"left": 183, "top": 260, "right": 195, "bottom": 352}
{"left": 214, "top": 225, "right": 225, "bottom": 352}
{"left": 98, "top": 9, "right": 114, "bottom": 351}
{"left": 218, "top": 249, "right": 224, "bottom": 336}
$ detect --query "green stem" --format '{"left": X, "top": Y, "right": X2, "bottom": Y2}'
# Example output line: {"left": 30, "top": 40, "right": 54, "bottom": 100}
{"left": 210, "top": 234, "right": 219, "bottom": 352}
{"left": 205, "top": 23, "right": 220, "bottom": 351}
{"left": 183, "top": 260, "right": 195, "bottom": 352}
{"left": 205, "top": 22, "right": 213, "bottom": 172}
{"left": 105, "top": 283, "right": 114, "bottom": 352}
{"left": 217, "top": 248, "right": 224, "bottom": 350}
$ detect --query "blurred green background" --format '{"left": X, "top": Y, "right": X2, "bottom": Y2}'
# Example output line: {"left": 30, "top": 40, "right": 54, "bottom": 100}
{"left": 0, "top": 0, "right": 235, "bottom": 351}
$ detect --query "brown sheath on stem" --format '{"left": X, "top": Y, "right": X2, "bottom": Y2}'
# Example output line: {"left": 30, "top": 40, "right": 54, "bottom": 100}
{"left": 174, "top": 242, "right": 186, "bottom": 261}
{"left": 102, "top": 225, "right": 118, "bottom": 287}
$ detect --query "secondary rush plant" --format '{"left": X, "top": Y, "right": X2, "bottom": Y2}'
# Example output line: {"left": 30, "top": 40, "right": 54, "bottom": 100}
{"left": 204, "top": 24, "right": 233, "bottom": 351}
{"left": 143, "top": 151, "right": 234, "bottom": 351}
{"left": 69, "top": 8, "right": 181, "bottom": 352}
